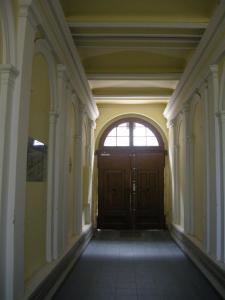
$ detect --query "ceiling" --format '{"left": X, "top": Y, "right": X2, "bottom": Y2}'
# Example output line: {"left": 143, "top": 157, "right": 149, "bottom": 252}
{"left": 60, "top": 0, "right": 218, "bottom": 104}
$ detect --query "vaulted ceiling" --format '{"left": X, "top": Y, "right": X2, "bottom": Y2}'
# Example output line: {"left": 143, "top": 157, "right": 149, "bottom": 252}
{"left": 60, "top": 0, "right": 218, "bottom": 104}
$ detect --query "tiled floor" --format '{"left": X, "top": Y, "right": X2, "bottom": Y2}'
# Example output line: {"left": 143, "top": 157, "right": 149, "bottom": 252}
{"left": 53, "top": 230, "right": 222, "bottom": 300}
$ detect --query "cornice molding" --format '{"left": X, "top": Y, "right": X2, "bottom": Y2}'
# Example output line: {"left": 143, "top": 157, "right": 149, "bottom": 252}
{"left": 68, "top": 21, "right": 208, "bottom": 30}
{"left": 87, "top": 73, "right": 181, "bottom": 81}
{"left": 30, "top": 0, "right": 99, "bottom": 120}
{"left": 164, "top": 0, "right": 225, "bottom": 121}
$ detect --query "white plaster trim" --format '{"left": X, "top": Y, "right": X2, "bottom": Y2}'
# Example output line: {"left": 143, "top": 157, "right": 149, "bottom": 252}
{"left": 87, "top": 73, "right": 182, "bottom": 81}
{"left": 68, "top": 21, "right": 208, "bottom": 30}
{"left": 164, "top": 1, "right": 225, "bottom": 120}
{"left": 0, "top": 0, "right": 16, "bottom": 65}
{"left": 38, "top": 0, "right": 99, "bottom": 121}
{"left": 87, "top": 73, "right": 182, "bottom": 80}
{"left": 34, "top": 38, "right": 59, "bottom": 263}
{"left": 94, "top": 95, "right": 171, "bottom": 100}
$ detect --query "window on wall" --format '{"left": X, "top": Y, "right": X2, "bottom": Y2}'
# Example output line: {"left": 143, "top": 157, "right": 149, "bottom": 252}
{"left": 103, "top": 121, "right": 160, "bottom": 147}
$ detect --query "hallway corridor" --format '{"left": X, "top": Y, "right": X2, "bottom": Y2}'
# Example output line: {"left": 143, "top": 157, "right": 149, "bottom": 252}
{"left": 53, "top": 231, "right": 221, "bottom": 300}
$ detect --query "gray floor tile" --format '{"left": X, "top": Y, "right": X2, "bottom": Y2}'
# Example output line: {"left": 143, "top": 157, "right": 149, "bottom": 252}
{"left": 53, "top": 230, "right": 222, "bottom": 300}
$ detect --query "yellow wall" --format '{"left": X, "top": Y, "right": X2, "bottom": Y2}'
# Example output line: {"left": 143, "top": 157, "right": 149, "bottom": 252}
{"left": 95, "top": 103, "right": 168, "bottom": 145}
{"left": 67, "top": 103, "right": 76, "bottom": 241}
{"left": 93, "top": 103, "right": 170, "bottom": 224}
{"left": 193, "top": 100, "right": 204, "bottom": 242}
{"left": 25, "top": 53, "right": 51, "bottom": 283}
{"left": 178, "top": 119, "right": 185, "bottom": 228}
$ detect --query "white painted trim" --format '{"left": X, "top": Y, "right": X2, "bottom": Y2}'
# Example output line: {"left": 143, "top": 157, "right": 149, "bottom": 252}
{"left": 95, "top": 99, "right": 169, "bottom": 105}
{"left": 0, "top": 0, "right": 16, "bottom": 65}
{"left": 6, "top": 2, "right": 37, "bottom": 299}
{"left": 87, "top": 73, "right": 181, "bottom": 80}
{"left": 94, "top": 95, "right": 171, "bottom": 100}
{"left": 68, "top": 21, "right": 208, "bottom": 30}
{"left": 40, "top": 0, "right": 99, "bottom": 121}
{"left": 73, "top": 33, "right": 202, "bottom": 39}
{"left": 34, "top": 38, "right": 59, "bottom": 263}
{"left": 164, "top": 1, "right": 225, "bottom": 120}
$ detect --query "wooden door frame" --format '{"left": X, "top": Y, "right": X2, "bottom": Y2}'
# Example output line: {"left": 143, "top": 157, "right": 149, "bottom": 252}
{"left": 95, "top": 117, "right": 167, "bottom": 229}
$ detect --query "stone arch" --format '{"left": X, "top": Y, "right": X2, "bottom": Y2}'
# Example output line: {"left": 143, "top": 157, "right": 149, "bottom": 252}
{"left": 96, "top": 113, "right": 168, "bottom": 150}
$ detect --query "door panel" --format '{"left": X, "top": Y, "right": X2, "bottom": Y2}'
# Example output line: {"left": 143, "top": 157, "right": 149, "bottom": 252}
{"left": 135, "top": 153, "right": 164, "bottom": 229}
{"left": 97, "top": 154, "right": 131, "bottom": 229}
{"left": 97, "top": 151, "right": 165, "bottom": 229}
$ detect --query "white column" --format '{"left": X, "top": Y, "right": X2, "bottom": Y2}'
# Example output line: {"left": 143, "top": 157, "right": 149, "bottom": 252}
{"left": 167, "top": 119, "right": 178, "bottom": 225}
{"left": 182, "top": 101, "right": 193, "bottom": 234}
{"left": 4, "top": 4, "right": 37, "bottom": 300}
{"left": 84, "top": 119, "right": 96, "bottom": 225}
{"left": 205, "top": 65, "right": 221, "bottom": 259}
{"left": 74, "top": 102, "right": 86, "bottom": 235}
{"left": 61, "top": 83, "right": 72, "bottom": 250}
{"left": 46, "top": 111, "right": 58, "bottom": 261}
{"left": 53, "top": 65, "right": 67, "bottom": 258}
{"left": 218, "top": 111, "right": 225, "bottom": 262}
{"left": 0, "top": 65, "right": 18, "bottom": 300}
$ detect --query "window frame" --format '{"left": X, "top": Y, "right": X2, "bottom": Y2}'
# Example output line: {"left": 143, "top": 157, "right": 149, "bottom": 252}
{"left": 99, "top": 118, "right": 164, "bottom": 151}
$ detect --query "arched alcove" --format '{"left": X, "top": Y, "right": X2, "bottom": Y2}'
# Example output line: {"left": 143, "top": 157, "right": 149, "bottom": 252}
{"left": 25, "top": 53, "right": 51, "bottom": 283}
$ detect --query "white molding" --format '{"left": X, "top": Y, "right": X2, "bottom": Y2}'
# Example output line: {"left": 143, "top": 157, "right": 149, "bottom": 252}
{"left": 0, "top": 0, "right": 16, "bottom": 65}
{"left": 94, "top": 95, "right": 171, "bottom": 99}
{"left": 36, "top": 0, "right": 99, "bottom": 121}
{"left": 0, "top": 65, "right": 19, "bottom": 300}
{"left": 87, "top": 73, "right": 181, "bottom": 81}
{"left": 68, "top": 21, "right": 208, "bottom": 30}
{"left": 34, "top": 38, "right": 59, "bottom": 263}
{"left": 164, "top": 0, "right": 225, "bottom": 120}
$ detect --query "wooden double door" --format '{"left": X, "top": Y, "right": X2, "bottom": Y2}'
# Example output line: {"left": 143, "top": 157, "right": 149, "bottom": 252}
{"left": 97, "top": 150, "right": 165, "bottom": 229}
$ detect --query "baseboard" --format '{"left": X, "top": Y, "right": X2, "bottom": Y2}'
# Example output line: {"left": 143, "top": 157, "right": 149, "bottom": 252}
{"left": 169, "top": 224, "right": 225, "bottom": 299}
{"left": 27, "top": 226, "right": 94, "bottom": 300}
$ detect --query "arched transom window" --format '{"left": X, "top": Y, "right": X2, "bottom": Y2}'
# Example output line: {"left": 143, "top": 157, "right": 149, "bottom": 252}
{"left": 103, "top": 120, "right": 161, "bottom": 147}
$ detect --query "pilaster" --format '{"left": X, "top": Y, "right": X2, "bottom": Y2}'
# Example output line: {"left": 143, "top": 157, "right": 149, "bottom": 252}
{"left": 218, "top": 111, "right": 225, "bottom": 262}
{"left": 167, "top": 119, "right": 178, "bottom": 225}
{"left": 206, "top": 65, "right": 221, "bottom": 259}
{"left": 74, "top": 102, "right": 86, "bottom": 235}
{"left": 0, "top": 65, "right": 19, "bottom": 300}
{"left": 4, "top": 3, "right": 37, "bottom": 299}
{"left": 46, "top": 111, "right": 58, "bottom": 262}
{"left": 181, "top": 101, "right": 193, "bottom": 234}
{"left": 54, "top": 64, "right": 68, "bottom": 258}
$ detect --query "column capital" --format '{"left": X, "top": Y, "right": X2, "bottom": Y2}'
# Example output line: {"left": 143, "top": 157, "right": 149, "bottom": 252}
{"left": 19, "top": 0, "right": 38, "bottom": 29}
{"left": 167, "top": 119, "right": 176, "bottom": 129}
{"left": 78, "top": 102, "right": 87, "bottom": 115}
{"left": 209, "top": 64, "right": 218, "bottom": 76}
{"left": 0, "top": 64, "right": 19, "bottom": 80}
{"left": 182, "top": 101, "right": 191, "bottom": 114}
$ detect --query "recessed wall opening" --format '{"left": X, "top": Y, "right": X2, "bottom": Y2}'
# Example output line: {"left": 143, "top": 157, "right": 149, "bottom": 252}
{"left": 96, "top": 117, "right": 165, "bottom": 230}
